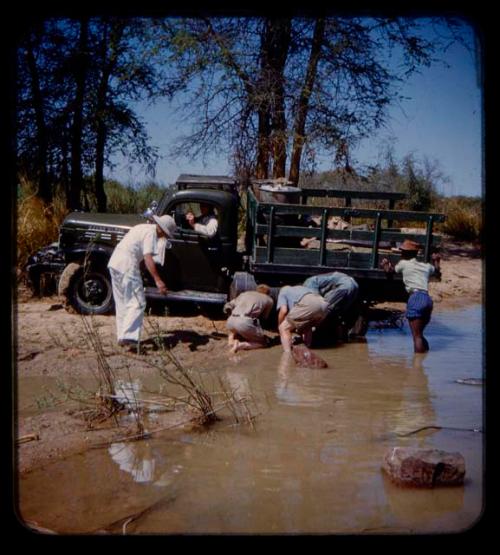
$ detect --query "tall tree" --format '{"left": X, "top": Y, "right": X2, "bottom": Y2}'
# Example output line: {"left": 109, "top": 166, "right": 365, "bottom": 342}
{"left": 24, "top": 28, "right": 51, "bottom": 202}
{"left": 93, "top": 18, "right": 126, "bottom": 212}
{"left": 159, "top": 16, "right": 467, "bottom": 185}
{"left": 68, "top": 17, "right": 89, "bottom": 210}
{"left": 289, "top": 17, "right": 325, "bottom": 184}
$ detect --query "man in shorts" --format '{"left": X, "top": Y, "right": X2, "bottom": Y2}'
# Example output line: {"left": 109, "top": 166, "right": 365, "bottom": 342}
{"left": 381, "top": 239, "right": 441, "bottom": 353}
{"left": 224, "top": 284, "right": 274, "bottom": 353}
{"left": 277, "top": 284, "right": 329, "bottom": 353}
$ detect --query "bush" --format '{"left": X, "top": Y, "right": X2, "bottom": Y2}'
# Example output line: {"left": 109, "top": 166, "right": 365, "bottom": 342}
{"left": 105, "top": 180, "right": 165, "bottom": 214}
{"left": 437, "top": 197, "right": 482, "bottom": 241}
{"left": 17, "top": 190, "right": 68, "bottom": 272}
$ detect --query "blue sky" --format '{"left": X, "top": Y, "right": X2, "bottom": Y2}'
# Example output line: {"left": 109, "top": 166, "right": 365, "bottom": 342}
{"left": 108, "top": 19, "right": 482, "bottom": 198}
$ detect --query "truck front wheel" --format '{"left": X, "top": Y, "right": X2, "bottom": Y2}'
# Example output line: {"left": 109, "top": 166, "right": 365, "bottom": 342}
{"left": 60, "top": 263, "right": 114, "bottom": 315}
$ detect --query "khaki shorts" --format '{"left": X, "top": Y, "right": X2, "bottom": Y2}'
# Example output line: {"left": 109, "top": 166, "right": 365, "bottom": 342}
{"left": 287, "top": 293, "right": 329, "bottom": 333}
{"left": 226, "top": 315, "right": 267, "bottom": 344}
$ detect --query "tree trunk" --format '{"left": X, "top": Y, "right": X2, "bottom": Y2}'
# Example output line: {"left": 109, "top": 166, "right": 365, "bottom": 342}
{"left": 255, "top": 107, "right": 270, "bottom": 179}
{"left": 93, "top": 20, "right": 125, "bottom": 212}
{"left": 267, "top": 18, "right": 291, "bottom": 179}
{"left": 69, "top": 18, "right": 89, "bottom": 211}
{"left": 289, "top": 18, "right": 325, "bottom": 185}
{"left": 25, "top": 36, "right": 51, "bottom": 203}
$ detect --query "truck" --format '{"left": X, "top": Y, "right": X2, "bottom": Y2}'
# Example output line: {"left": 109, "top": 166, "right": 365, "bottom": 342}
{"left": 26, "top": 174, "right": 445, "bottom": 337}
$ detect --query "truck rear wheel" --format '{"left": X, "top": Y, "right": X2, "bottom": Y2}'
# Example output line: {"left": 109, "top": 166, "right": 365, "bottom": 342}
{"left": 60, "top": 263, "right": 114, "bottom": 315}
{"left": 229, "top": 271, "right": 257, "bottom": 300}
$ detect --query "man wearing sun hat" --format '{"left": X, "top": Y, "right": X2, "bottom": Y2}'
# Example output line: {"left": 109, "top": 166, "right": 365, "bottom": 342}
{"left": 108, "top": 215, "right": 177, "bottom": 349}
{"left": 381, "top": 239, "right": 441, "bottom": 353}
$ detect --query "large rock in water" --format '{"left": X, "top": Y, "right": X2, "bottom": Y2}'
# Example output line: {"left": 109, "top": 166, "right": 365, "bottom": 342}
{"left": 382, "top": 447, "right": 466, "bottom": 488}
{"left": 291, "top": 345, "right": 328, "bottom": 369}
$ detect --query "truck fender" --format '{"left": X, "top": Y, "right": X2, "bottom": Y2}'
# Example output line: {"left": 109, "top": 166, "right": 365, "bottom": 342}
{"left": 58, "top": 262, "right": 82, "bottom": 310}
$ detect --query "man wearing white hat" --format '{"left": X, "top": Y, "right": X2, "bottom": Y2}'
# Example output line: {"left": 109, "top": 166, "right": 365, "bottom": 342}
{"left": 108, "top": 215, "right": 177, "bottom": 349}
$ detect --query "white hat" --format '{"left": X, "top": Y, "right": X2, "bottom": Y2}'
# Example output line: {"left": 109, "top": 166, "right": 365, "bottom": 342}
{"left": 152, "top": 214, "right": 177, "bottom": 238}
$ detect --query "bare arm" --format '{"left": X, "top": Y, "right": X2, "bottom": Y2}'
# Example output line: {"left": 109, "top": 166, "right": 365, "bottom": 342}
{"left": 381, "top": 257, "right": 394, "bottom": 273}
{"left": 431, "top": 253, "right": 442, "bottom": 280}
{"left": 144, "top": 254, "right": 167, "bottom": 295}
{"left": 278, "top": 305, "right": 288, "bottom": 326}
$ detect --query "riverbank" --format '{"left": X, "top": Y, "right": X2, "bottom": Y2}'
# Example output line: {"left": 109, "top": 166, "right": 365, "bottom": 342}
{"left": 14, "top": 238, "right": 482, "bottom": 477}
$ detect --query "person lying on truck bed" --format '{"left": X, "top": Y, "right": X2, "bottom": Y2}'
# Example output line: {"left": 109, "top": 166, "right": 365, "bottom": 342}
{"left": 185, "top": 203, "right": 218, "bottom": 238}
{"left": 303, "top": 271, "right": 359, "bottom": 320}
{"left": 223, "top": 284, "right": 274, "bottom": 354}
{"left": 277, "top": 284, "right": 329, "bottom": 353}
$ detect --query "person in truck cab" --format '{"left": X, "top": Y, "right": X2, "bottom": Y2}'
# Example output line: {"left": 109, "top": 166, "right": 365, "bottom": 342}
{"left": 277, "top": 284, "right": 329, "bottom": 353}
{"left": 223, "top": 284, "right": 274, "bottom": 354}
{"left": 185, "top": 203, "right": 218, "bottom": 238}
{"left": 107, "top": 215, "right": 177, "bottom": 351}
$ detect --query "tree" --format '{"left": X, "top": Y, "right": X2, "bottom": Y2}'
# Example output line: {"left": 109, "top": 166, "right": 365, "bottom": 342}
{"left": 158, "top": 16, "right": 468, "bottom": 185}
{"left": 17, "top": 17, "right": 162, "bottom": 211}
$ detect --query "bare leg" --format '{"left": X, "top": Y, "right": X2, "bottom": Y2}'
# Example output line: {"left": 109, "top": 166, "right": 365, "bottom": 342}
{"left": 233, "top": 340, "right": 266, "bottom": 352}
{"left": 279, "top": 319, "right": 294, "bottom": 353}
{"left": 408, "top": 318, "right": 430, "bottom": 353}
{"left": 227, "top": 331, "right": 237, "bottom": 349}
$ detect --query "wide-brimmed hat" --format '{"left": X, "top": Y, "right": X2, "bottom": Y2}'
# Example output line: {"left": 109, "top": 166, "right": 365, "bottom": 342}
{"left": 153, "top": 214, "right": 177, "bottom": 238}
{"left": 399, "top": 239, "right": 421, "bottom": 252}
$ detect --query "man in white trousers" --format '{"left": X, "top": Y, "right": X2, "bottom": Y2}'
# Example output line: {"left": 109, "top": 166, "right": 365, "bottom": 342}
{"left": 108, "top": 214, "right": 177, "bottom": 350}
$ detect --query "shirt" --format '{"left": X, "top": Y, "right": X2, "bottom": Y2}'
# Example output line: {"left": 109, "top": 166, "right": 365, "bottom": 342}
{"left": 303, "top": 272, "right": 356, "bottom": 296}
{"left": 225, "top": 291, "right": 274, "bottom": 320}
{"left": 277, "top": 285, "right": 315, "bottom": 311}
{"left": 395, "top": 258, "right": 435, "bottom": 293}
{"left": 108, "top": 223, "right": 158, "bottom": 275}
{"left": 193, "top": 214, "right": 218, "bottom": 238}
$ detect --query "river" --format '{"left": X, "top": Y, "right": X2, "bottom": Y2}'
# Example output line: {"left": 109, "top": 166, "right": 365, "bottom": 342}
{"left": 17, "top": 304, "right": 484, "bottom": 534}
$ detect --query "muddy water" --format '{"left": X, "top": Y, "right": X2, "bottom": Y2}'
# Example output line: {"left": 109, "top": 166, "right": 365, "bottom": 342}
{"left": 17, "top": 305, "right": 484, "bottom": 535}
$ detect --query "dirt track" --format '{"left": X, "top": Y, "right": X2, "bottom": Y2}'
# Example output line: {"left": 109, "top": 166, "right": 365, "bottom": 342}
{"left": 14, "top": 238, "right": 482, "bottom": 475}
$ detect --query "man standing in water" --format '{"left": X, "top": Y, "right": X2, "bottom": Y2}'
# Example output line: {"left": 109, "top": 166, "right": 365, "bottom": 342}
{"left": 108, "top": 215, "right": 177, "bottom": 351}
{"left": 381, "top": 239, "right": 441, "bottom": 353}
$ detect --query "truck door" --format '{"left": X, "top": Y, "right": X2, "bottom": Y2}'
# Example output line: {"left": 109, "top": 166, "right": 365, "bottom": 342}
{"left": 161, "top": 200, "right": 227, "bottom": 292}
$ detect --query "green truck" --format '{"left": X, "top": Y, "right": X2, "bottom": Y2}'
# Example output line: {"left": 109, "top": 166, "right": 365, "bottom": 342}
{"left": 26, "top": 174, "right": 444, "bottom": 334}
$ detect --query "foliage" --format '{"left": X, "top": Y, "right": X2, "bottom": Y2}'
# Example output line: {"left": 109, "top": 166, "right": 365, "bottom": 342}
{"left": 16, "top": 176, "right": 69, "bottom": 271}
{"left": 158, "top": 17, "right": 469, "bottom": 183}
{"left": 437, "top": 196, "right": 482, "bottom": 241}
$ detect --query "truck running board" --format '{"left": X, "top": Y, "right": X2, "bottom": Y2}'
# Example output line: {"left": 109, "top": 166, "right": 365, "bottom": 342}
{"left": 145, "top": 287, "right": 227, "bottom": 305}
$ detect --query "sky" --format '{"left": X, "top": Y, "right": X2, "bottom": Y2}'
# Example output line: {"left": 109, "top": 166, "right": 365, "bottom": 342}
{"left": 108, "top": 19, "right": 483, "bottom": 198}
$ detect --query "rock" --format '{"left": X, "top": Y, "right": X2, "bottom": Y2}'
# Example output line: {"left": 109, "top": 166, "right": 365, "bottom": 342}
{"left": 291, "top": 345, "right": 328, "bottom": 369}
{"left": 382, "top": 447, "right": 465, "bottom": 488}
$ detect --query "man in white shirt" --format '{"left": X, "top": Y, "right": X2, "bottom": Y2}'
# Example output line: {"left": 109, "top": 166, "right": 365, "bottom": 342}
{"left": 108, "top": 215, "right": 176, "bottom": 349}
{"left": 185, "top": 203, "right": 218, "bottom": 238}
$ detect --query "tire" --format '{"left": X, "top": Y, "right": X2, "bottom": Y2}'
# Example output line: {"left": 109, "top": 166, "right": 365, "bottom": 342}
{"left": 229, "top": 271, "right": 257, "bottom": 300}
{"left": 66, "top": 265, "right": 114, "bottom": 315}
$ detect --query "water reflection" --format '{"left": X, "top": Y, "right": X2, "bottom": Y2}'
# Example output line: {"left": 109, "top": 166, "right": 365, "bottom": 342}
{"left": 108, "top": 440, "right": 183, "bottom": 487}
{"left": 275, "top": 352, "right": 324, "bottom": 407}
{"left": 389, "top": 353, "right": 436, "bottom": 440}
{"left": 382, "top": 473, "right": 465, "bottom": 529}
